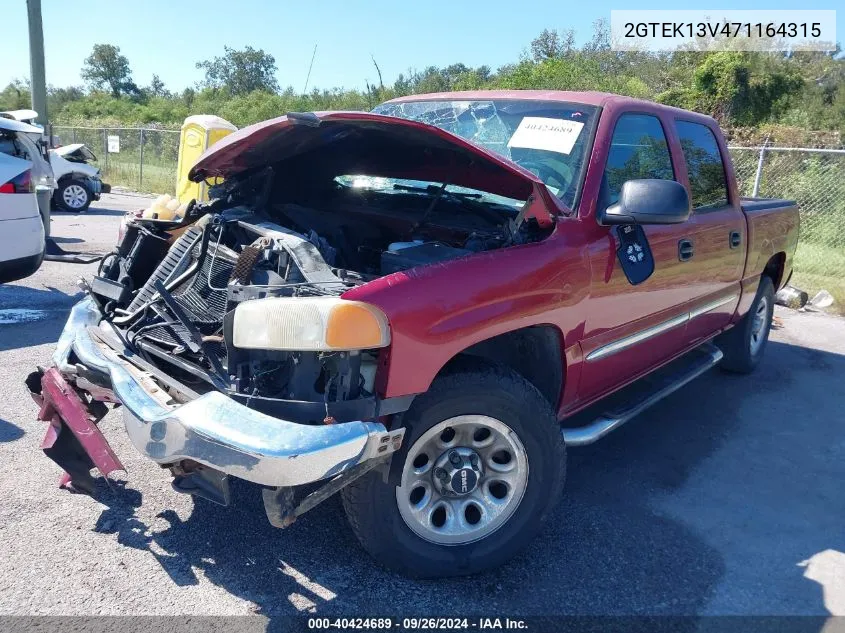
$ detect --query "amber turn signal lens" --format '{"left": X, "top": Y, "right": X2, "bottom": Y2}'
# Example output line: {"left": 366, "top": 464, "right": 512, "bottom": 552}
{"left": 325, "top": 302, "right": 389, "bottom": 349}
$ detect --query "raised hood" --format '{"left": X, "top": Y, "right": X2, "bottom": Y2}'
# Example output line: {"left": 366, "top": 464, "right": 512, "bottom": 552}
{"left": 188, "top": 111, "right": 555, "bottom": 208}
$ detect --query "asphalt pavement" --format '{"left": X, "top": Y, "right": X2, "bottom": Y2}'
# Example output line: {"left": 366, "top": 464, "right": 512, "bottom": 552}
{"left": 0, "top": 193, "right": 843, "bottom": 620}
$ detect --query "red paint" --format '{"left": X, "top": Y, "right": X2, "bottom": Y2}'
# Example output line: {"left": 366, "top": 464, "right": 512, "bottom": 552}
{"left": 37, "top": 367, "right": 124, "bottom": 484}
{"left": 342, "top": 92, "right": 800, "bottom": 418}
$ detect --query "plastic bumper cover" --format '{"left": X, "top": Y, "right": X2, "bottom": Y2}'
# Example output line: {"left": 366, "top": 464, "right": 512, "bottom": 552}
{"left": 52, "top": 297, "right": 405, "bottom": 487}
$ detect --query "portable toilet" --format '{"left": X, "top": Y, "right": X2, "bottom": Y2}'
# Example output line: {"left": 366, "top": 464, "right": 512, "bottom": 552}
{"left": 175, "top": 115, "right": 237, "bottom": 204}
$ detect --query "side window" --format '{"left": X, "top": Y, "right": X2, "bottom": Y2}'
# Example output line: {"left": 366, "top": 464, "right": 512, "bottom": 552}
{"left": 602, "top": 114, "right": 674, "bottom": 207}
{"left": 675, "top": 121, "right": 729, "bottom": 210}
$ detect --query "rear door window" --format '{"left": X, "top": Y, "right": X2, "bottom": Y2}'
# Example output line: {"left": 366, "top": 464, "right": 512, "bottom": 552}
{"left": 675, "top": 121, "right": 729, "bottom": 210}
{"left": 602, "top": 114, "right": 674, "bottom": 208}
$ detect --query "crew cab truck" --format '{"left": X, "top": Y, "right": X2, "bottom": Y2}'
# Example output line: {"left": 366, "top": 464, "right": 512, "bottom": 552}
{"left": 29, "top": 91, "right": 799, "bottom": 578}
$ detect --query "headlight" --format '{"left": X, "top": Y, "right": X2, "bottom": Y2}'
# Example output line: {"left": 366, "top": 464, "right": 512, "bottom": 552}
{"left": 232, "top": 297, "right": 391, "bottom": 351}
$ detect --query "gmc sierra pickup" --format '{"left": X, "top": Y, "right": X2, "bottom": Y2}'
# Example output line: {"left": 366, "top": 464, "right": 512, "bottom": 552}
{"left": 28, "top": 91, "right": 800, "bottom": 578}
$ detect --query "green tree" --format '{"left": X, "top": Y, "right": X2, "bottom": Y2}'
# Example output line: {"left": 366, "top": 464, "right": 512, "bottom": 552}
{"left": 147, "top": 74, "right": 170, "bottom": 98}
{"left": 81, "top": 44, "right": 138, "bottom": 97}
{"left": 196, "top": 46, "right": 279, "bottom": 95}
{"left": 0, "top": 79, "right": 31, "bottom": 110}
{"left": 47, "top": 85, "right": 84, "bottom": 113}
{"left": 530, "top": 28, "right": 575, "bottom": 62}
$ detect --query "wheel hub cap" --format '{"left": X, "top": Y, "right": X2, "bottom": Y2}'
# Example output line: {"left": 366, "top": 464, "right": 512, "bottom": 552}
{"left": 434, "top": 448, "right": 483, "bottom": 496}
{"left": 395, "top": 415, "right": 529, "bottom": 546}
{"left": 63, "top": 185, "right": 87, "bottom": 209}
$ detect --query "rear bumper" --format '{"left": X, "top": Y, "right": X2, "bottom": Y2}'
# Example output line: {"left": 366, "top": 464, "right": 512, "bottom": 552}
{"left": 52, "top": 297, "right": 404, "bottom": 487}
{"left": 0, "top": 250, "right": 44, "bottom": 284}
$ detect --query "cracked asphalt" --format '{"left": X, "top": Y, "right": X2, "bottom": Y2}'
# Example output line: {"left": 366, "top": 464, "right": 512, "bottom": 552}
{"left": 0, "top": 193, "right": 843, "bottom": 621}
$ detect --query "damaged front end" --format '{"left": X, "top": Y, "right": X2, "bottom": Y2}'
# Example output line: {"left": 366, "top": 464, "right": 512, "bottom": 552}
{"left": 30, "top": 110, "right": 556, "bottom": 526}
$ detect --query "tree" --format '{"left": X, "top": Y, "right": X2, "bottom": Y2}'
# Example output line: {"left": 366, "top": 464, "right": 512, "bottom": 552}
{"left": 147, "top": 74, "right": 170, "bottom": 98}
{"left": 47, "top": 85, "right": 84, "bottom": 113}
{"left": 530, "top": 29, "right": 575, "bottom": 62}
{"left": 81, "top": 44, "right": 138, "bottom": 97}
{"left": 0, "top": 79, "right": 31, "bottom": 110}
{"left": 196, "top": 46, "right": 279, "bottom": 95}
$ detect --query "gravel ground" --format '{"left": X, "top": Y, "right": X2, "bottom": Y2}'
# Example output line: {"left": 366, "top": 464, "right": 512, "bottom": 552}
{"left": 0, "top": 193, "right": 843, "bottom": 619}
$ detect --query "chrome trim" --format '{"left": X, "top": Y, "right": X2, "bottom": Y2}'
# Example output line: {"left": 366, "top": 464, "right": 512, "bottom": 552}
{"left": 586, "top": 313, "right": 689, "bottom": 362}
{"left": 564, "top": 344, "right": 723, "bottom": 446}
{"left": 585, "top": 293, "right": 739, "bottom": 362}
{"left": 51, "top": 297, "right": 404, "bottom": 487}
{"left": 689, "top": 294, "right": 738, "bottom": 319}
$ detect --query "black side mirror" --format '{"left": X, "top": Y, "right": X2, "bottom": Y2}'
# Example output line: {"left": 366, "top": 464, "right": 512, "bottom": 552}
{"left": 598, "top": 179, "right": 690, "bottom": 226}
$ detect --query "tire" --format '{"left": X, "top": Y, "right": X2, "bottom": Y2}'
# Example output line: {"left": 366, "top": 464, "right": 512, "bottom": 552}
{"left": 717, "top": 276, "right": 775, "bottom": 374}
{"left": 55, "top": 179, "right": 92, "bottom": 212}
{"left": 341, "top": 361, "right": 566, "bottom": 578}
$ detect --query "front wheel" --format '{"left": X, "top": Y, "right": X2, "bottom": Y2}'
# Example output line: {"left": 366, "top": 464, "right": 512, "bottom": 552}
{"left": 55, "top": 179, "right": 92, "bottom": 212}
{"left": 341, "top": 362, "right": 566, "bottom": 578}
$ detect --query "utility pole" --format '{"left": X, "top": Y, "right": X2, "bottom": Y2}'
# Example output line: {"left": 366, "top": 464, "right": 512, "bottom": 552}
{"left": 26, "top": 0, "right": 48, "bottom": 128}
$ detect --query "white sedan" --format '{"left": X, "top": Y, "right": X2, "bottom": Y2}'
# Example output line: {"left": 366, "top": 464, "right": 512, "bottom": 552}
{"left": 0, "top": 152, "right": 45, "bottom": 283}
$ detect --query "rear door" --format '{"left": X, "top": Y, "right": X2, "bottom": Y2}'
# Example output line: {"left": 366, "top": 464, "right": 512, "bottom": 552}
{"left": 577, "top": 112, "right": 703, "bottom": 403}
{"left": 674, "top": 120, "right": 744, "bottom": 343}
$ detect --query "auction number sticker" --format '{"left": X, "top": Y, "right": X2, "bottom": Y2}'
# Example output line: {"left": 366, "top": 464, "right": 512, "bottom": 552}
{"left": 507, "top": 117, "right": 584, "bottom": 155}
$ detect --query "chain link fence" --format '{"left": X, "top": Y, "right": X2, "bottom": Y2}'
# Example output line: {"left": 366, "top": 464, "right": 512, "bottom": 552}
{"left": 729, "top": 145, "right": 845, "bottom": 313}
{"left": 53, "top": 126, "right": 180, "bottom": 196}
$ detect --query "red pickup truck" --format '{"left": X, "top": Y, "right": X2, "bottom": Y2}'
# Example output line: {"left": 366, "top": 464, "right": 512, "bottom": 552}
{"left": 29, "top": 91, "right": 799, "bottom": 578}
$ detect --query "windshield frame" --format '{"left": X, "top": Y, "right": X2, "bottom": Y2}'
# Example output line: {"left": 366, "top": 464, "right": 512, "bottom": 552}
{"left": 373, "top": 98, "right": 601, "bottom": 214}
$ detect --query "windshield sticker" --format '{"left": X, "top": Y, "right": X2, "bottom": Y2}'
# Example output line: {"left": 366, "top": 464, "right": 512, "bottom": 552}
{"left": 507, "top": 117, "right": 584, "bottom": 155}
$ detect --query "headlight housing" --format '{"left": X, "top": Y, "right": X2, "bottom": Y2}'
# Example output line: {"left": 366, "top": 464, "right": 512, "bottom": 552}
{"left": 232, "top": 297, "right": 391, "bottom": 351}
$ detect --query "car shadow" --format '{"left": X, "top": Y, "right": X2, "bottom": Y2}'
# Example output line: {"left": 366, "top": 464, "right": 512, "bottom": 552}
{"left": 0, "top": 417, "right": 24, "bottom": 443}
{"left": 0, "top": 285, "right": 81, "bottom": 352}
{"left": 86, "top": 339, "right": 840, "bottom": 623}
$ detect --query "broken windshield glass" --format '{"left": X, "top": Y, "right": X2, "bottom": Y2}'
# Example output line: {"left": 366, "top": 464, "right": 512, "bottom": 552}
{"left": 372, "top": 99, "right": 598, "bottom": 209}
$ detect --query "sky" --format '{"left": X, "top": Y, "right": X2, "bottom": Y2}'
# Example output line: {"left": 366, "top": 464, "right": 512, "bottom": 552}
{"left": 1, "top": 0, "right": 842, "bottom": 94}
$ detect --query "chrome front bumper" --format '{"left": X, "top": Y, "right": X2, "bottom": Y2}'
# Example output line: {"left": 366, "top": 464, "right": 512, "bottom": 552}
{"left": 52, "top": 297, "right": 404, "bottom": 487}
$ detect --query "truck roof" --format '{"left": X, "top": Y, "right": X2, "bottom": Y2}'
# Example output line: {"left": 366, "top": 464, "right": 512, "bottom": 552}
{"left": 386, "top": 90, "right": 717, "bottom": 123}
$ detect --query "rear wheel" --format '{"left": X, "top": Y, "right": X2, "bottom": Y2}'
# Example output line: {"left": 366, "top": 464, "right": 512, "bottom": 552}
{"left": 55, "top": 179, "right": 91, "bottom": 212}
{"left": 341, "top": 362, "right": 566, "bottom": 578}
{"left": 718, "top": 276, "right": 775, "bottom": 373}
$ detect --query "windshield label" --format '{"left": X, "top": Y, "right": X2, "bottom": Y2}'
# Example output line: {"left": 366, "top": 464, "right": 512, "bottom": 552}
{"left": 507, "top": 117, "right": 584, "bottom": 155}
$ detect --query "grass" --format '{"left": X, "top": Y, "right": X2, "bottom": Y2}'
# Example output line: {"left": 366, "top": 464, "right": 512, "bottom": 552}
{"left": 791, "top": 241, "right": 845, "bottom": 315}
{"left": 101, "top": 160, "right": 175, "bottom": 196}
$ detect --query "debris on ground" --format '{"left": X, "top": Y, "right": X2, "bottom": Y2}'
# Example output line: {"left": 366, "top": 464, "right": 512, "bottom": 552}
{"left": 808, "top": 290, "right": 834, "bottom": 309}
{"left": 775, "top": 285, "right": 809, "bottom": 310}
{"left": 43, "top": 237, "right": 103, "bottom": 264}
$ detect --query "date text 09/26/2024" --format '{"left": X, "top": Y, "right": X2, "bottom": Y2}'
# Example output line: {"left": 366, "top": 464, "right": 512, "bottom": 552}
{"left": 307, "top": 618, "right": 528, "bottom": 630}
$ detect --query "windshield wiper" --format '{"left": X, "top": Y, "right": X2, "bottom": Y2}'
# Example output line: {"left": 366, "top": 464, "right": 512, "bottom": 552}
{"left": 393, "top": 183, "right": 482, "bottom": 199}
{"left": 393, "top": 183, "right": 506, "bottom": 229}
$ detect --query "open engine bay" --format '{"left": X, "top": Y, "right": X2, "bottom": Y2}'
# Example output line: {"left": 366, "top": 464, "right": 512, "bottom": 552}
{"left": 87, "top": 168, "right": 550, "bottom": 423}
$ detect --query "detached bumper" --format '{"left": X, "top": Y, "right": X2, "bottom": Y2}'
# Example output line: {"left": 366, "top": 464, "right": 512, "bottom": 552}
{"left": 51, "top": 298, "right": 404, "bottom": 487}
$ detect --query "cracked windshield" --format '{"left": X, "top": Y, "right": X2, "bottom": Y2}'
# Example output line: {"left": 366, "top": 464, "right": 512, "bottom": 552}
{"left": 357, "top": 99, "right": 598, "bottom": 210}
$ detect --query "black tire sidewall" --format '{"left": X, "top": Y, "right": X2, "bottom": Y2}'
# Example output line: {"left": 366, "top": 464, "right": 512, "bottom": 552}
{"left": 342, "top": 367, "right": 566, "bottom": 577}
{"left": 746, "top": 277, "right": 775, "bottom": 365}
{"left": 57, "top": 180, "right": 91, "bottom": 212}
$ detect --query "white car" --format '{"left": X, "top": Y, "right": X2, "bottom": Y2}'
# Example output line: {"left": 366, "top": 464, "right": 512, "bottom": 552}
{"left": 0, "top": 114, "right": 55, "bottom": 233}
{"left": 0, "top": 152, "right": 45, "bottom": 283}
{"left": 49, "top": 144, "right": 110, "bottom": 211}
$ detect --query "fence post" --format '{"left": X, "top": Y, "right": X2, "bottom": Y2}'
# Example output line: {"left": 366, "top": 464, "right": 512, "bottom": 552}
{"left": 103, "top": 128, "right": 108, "bottom": 174}
{"left": 751, "top": 139, "right": 769, "bottom": 198}
{"left": 139, "top": 129, "right": 144, "bottom": 191}
{"left": 72, "top": 128, "right": 76, "bottom": 144}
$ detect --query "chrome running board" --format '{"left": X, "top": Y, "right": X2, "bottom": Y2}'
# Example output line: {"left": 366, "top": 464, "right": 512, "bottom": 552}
{"left": 562, "top": 344, "right": 723, "bottom": 446}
